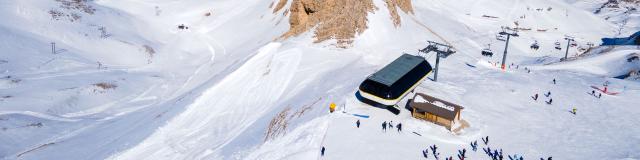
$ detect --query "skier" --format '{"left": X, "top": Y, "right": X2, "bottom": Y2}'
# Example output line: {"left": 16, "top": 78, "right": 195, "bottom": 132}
{"left": 572, "top": 108, "right": 577, "bottom": 115}
{"left": 552, "top": 79, "right": 556, "bottom": 84}
{"left": 458, "top": 148, "right": 467, "bottom": 160}
{"left": 422, "top": 149, "right": 429, "bottom": 158}
{"left": 474, "top": 141, "right": 478, "bottom": 149}
{"left": 532, "top": 93, "right": 539, "bottom": 101}
{"left": 545, "top": 91, "right": 551, "bottom": 97}
{"left": 397, "top": 123, "right": 402, "bottom": 132}
{"left": 470, "top": 141, "right": 478, "bottom": 151}
{"left": 548, "top": 157, "right": 552, "bottom": 160}
{"left": 382, "top": 121, "right": 387, "bottom": 132}
{"left": 482, "top": 136, "right": 489, "bottom": 145}
{"left": 430, "top": 145, "right": 438, "bottom": 155}
{"left": 431, "top": 145, "right": 440, "bottom": 159}
{"left": 321, "top": 146, "right": 325, "bottom": 156}
{"left": 356, "top": 120, "right": 360, "bottom": 128}
{"left": 598, "top": 93, "right": 602, "bottom": 98}
{"left": 389, "top": 121, "right": 394, "bottom": 129}
{"left": 546, "top": 98, "right": 553, "bottom": 105}
{"left": 591, "top": 90, "right": 595, "bottom": 95}
{"left": 484, "top": 147, "right": 491, "bottom": 155}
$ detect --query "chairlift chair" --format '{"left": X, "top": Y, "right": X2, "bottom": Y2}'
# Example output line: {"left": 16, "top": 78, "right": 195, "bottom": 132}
{"left": 481, "top": 48, "right": 493, "bottom": 57}
{"left": 554, "top": 41, "right": 562, "bottom": 50}
{"left": 530, "top": 41, "right": 540, "bottom": 50}
{"left": 481, "top": 44, "right": 493, "bottom": 57}
{"left": 496, "top": 34, "right": 507, "bottom": 41}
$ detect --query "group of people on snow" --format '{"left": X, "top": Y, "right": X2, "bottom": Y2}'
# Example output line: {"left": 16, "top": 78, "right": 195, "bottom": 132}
{"left": 589, "top": 90, "right": 602, "bottom": 99}
{"left": 381, "top": 120, "right": 402, "bottom": 132}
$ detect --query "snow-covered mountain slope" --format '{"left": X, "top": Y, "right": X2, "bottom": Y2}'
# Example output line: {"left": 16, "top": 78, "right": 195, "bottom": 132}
{"left": 0, "top": 0, "right": 638, "bottom": 160}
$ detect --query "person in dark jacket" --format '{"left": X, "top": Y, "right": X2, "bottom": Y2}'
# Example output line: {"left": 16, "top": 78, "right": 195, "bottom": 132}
{"left": 397, "top": 123, "right": 402, "bottom": 132}
{"left": 422, "top": 149, "right": 429, "bottom": 158}
{"left": 532, "top": 93, "right": 539, "bottom": 101}
{"left": 321, "top": 146, "right": 325, "bottom": 156}
{"left": 356, "top": 120, "right": 360, "bottom": 128}
{"left": 382, "top": 121, "right": 387, "bottom": 132}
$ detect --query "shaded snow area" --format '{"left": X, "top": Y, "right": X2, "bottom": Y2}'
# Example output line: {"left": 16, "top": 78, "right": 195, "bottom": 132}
{"left": 1, "top": 0, "right": 639, "bottom": 160}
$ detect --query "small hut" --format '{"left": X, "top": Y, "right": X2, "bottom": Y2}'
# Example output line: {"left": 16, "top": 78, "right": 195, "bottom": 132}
{"left": 409, "top": 93, "right": 464, "bottom": 131}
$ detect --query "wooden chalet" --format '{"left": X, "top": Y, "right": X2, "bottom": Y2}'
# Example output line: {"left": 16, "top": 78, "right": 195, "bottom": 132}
{"left": 409, "top": 93, "right": 464, "bottom": 131}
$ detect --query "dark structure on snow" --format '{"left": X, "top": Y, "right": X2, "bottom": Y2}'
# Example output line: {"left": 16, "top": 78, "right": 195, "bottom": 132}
{"left": 602, "top": 31, "right": 640, "bottom": 46}
{"left": 409, "top": 93, "right": 464, "bottom": 131}
{"left": 358, "top": 54, "right": 432, "bottom": 106}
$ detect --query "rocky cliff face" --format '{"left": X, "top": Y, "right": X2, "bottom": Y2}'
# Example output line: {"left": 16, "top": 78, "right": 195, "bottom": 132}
{"left": 272, "top": 0, "right": 413, "bottom": 48}
{"left": 383, "top": 0, "right": 413, "bottom": 27}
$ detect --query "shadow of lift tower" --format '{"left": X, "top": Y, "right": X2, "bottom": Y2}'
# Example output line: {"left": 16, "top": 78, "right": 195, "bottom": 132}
{"left": 419, "top": 41, "right": 455, "bottom": 82}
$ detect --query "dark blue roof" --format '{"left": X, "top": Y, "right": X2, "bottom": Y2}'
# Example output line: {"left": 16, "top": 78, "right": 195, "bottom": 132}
{"left": 602, "top": 31, "right": 640, "bottom": 46}
{"left": 368, "top": 54, "right": 425, "bottom": 86}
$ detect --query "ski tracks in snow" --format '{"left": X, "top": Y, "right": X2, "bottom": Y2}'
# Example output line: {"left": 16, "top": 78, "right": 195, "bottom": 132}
{"left": 109, "top": 43, "right": 302, "bottom": 159}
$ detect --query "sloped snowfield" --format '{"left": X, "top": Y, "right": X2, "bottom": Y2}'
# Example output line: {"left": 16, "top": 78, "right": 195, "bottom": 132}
{"left": 0, "top": 0, "right": 638, "bottom": 160}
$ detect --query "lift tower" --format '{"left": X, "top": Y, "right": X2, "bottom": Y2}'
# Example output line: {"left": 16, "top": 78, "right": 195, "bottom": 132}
{"left": 498, "top": 27, "right": 519, "bottom": 70}
{"left": 419, "top": 41, "right": 455, "bottom": 82}
{"left": 563, "top": 35, "right": 575, "bottom": 61}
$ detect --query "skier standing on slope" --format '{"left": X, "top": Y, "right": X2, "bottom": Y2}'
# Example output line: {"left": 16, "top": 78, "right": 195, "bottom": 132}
{"left": 482, "top": 136, "right": 489, "bottom": 145}
{"left": 321, "top": 146, "right": 325, "bottom": 156}
{"left": 470, "top": 141, "right": 478, "bottom": 151}
{"left": 598, "top": 93, "right": 602, "bottom": 98}
{"left": 356, "top": 120, "right": 360, "bottom": 128}
{"left": 552, "top": 79, "right": 556, "bottom": 84}
{"left": 382, "top": 121, "right": 387, "bottom": 132}
{"left": 422, "top": 149, "right": 429, "bottom": 158}
{"left": 397, "top": 123, "right": 402, "bottom": 132}
{"left": 389, "top": 121, "right": 394, "bottom": 129}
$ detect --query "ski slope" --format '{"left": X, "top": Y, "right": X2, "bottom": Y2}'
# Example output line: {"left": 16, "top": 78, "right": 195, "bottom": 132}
{"left": 0, "top": 0, "right": 639, "bottom": 160}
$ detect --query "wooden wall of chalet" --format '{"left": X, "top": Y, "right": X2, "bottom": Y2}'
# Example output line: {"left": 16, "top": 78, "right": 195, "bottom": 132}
{"left": 412, "top": 108, "right": 453, "bottom": 130}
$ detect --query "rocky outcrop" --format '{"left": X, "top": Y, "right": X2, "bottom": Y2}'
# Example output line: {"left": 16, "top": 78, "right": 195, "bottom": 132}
{"left": 273, "top": 0, "right": 413, "bottom": 48}
{"left": 384, "top": 0, "right": 413, "bottom": 27}
{"left": 272, "top": 0, "right": 288, "bottom": 13}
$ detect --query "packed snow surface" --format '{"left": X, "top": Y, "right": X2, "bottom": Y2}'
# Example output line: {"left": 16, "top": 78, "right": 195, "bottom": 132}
{"left": 0, "top": 0, "right": 639, "bottom": 160}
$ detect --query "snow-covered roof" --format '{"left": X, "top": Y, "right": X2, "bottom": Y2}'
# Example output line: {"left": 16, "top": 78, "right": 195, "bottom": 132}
{"left": 410, "top": 93, "right": 463, "bottom": 120}
{"left": 368, "top": 54, "right": 424, "bottom": 86}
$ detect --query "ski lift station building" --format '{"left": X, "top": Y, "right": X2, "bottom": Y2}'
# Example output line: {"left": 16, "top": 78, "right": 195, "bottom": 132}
{"left": 409, "top": 93, "right": 464, "bottom": 131}
{"left": 358, "top": 54, "right": 433, "bottom": 106}
{"left": 602, "top": 31, "right": 640, "bottom": 46}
